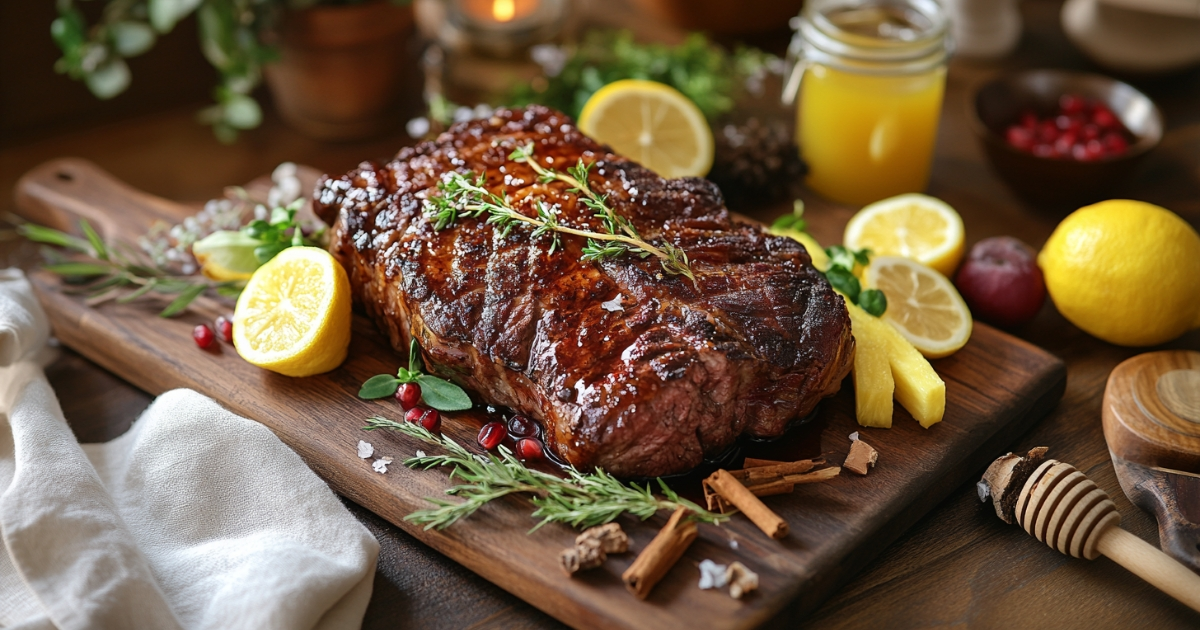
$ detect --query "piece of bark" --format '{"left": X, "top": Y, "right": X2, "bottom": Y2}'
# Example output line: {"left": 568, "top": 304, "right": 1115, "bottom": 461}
{"left": 576, "top": 522, "right": 628, "bottom": 554}
{"left": 981, "top": 446, "right": 1050, "bottom": 523}
{"left": 845, "top": 439, "right": 879, "bottom": 475}
{"left": 622, "top": 507, "right": 698, "bottom": 599}
{"left": 704, "top": 469, "right": 789, "bottom": 539}
{"left": 560, "top": 537, "right": 606, "bottom": 575}
{"left": 726, "top": 562, "right": 759, "bottom": 599}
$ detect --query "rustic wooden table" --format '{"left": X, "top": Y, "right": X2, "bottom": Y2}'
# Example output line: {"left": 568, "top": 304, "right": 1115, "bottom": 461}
{"left": 2, "top": 1, "right": 1199, "bottom": 627}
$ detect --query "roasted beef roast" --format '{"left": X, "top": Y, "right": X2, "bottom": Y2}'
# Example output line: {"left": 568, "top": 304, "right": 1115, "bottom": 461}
{"left": 313, "top": 106, "right": 854, "bottom": 477}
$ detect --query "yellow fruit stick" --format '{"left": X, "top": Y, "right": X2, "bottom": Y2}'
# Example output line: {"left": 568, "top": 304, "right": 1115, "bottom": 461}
{"left": 852, "top": 320, "right": 894, "bottom": 428}
{"left": 846, "top": 300, "right": 946, "bottom": 428}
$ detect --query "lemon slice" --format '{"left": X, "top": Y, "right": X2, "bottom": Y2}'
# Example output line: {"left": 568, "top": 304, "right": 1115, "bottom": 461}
{"left": 233, "top": 246, "right": 351, "bottom": 377}
{"left": 577, "top": 79, "right": 714, "bottom": 178}
{"left": 844, "top": 193, "right": 964, "bottom": 277}
{"left": 865, "top": 256, "right": 972, "bottom": 359}
{"left": 192, "top": 230, "right": 261, "bottom": 281}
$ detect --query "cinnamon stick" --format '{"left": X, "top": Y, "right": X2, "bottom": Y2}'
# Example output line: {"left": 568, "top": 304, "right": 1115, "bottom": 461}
{"left": 742, "top": 457, "right": 787, "bottom": 468}
{"left": 622, "top": 507, "right": 698, "bottom": 599}
{"left": 704, "top": 469, "right": 789, "bottom": 539}
{"left": 729, "top": 458, "right": 825, "bottom": 483}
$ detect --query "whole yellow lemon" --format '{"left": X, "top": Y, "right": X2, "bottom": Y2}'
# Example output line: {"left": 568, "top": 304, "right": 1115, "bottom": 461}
{"left": 1038, "top": 200, "right": 1200, "bottom": 346}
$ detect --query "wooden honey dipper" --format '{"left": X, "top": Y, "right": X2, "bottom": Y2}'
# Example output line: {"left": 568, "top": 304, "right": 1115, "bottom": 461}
{"left": 980, "top": 448, "right": 1200, "bottom": 612}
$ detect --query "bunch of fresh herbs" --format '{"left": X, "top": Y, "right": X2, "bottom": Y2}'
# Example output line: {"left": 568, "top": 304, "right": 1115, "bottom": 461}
{"left": 363, "top": 416, "right": 727, "bottom": 531}
{"left": 507, "top": 30, "right": 776, "bottom": 122}
{"left": 18, "top": 219, "right": 242, "bottom": 317}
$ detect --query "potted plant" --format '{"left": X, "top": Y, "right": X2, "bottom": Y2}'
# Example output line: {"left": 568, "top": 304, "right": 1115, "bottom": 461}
{"left": 51, "top": 0, "right": 414, "bottom": 141}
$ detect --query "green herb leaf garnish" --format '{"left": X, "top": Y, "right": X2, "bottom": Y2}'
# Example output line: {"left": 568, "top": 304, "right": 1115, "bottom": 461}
{"left": 358, "top": 339, "right": 473, "bottom": 411}
{"left": 859, "top": 288, "right": 888, "bottom": 317}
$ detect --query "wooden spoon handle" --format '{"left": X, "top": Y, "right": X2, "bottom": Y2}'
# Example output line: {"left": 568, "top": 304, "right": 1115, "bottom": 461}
{"left": 14, "top": 158, "right": 178, "bottom": 240}
{"left": 1112, "top": 456, "right": 1200, "bottom": 572}
{"left": 1097, "top": 526, "right": 1200, "bottom": 613}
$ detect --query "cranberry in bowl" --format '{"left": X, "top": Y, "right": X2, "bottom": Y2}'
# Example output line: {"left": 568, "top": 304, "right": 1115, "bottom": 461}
{"left": 970, "top": 69, "right": 1162, "bottom": 207}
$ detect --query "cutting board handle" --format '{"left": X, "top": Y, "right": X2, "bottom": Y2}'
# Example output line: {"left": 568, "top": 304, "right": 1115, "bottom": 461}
{"left": 14, "top": 158, "right": 177, "bottom": 240}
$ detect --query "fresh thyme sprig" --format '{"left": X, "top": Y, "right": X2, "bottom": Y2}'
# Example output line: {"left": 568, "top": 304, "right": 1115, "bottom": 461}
{"left": 363, "top": 416, "right": 726, "bottom": 531}
{"left": 19, "top": 219, "right": 241, "bottom": 317}
{"left": 422, "top": 143, "right": 695, "bottom": 284}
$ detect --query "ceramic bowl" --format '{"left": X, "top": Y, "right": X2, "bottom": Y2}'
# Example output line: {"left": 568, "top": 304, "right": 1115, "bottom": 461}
{"left": 970, "top": 69, "right": 1163, "bottom": 206}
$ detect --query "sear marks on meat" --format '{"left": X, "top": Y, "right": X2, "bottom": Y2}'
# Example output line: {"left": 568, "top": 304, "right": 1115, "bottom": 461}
{"left": 313, "top": 106, "right": 854, "bottom": 478}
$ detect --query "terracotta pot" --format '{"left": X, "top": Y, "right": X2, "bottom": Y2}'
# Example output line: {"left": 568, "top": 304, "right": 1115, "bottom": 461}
{"left": 629, "top": 0, "right": 804, "bottom": 35}
{"left": 264, "top": 1, "right": 415, "bottom": 141}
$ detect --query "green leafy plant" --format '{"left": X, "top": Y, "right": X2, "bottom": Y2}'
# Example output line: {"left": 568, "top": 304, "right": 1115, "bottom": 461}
{"left": 359, "top": 340, "right": 472, "bottom": 411}
{"left": 18, "top": 219, "right": 242, "bottom": 317}
{"left": 508, "top": 30, "right": 775, "bottom": 123}
{"left": 50, "top": 0, "right": 407, "bottom": 142}
{"left": 363, "top": 416, "right": 727, "bottom": 531}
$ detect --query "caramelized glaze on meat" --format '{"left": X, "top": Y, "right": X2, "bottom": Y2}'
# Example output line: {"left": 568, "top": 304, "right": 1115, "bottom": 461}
{"left": 314, "top": 106, "right": 854, "bottom": 477}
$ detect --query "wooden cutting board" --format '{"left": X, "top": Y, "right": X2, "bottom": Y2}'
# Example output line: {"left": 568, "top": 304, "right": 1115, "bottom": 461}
{"left": 14, "top": 157, "right": 1066, "bottom": 629}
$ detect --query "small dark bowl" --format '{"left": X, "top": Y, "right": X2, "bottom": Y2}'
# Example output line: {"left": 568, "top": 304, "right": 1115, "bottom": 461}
{"left": 970, "top": 69, "right": 1163, "bottom": 206}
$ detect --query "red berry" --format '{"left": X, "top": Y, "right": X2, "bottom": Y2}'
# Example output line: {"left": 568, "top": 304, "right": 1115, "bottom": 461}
{"left": 1103, "top": 132, "right": 1128, "bottom": 155}
{"left": 214, "top": 315, "right": 233, "bottom": 343}
{"left": 478, "top": 421, "right": 507, "bottom": 450}
{"left": 1032, "top": 143, "right": 1054, "bottom": 158}
{"left": 419, "top": 409, "right": 441, "bottom": 433}
{"left": 1037, "top": 120, "right": 1059, "bottom": 142}
{"left": 1060, "top": 94, "right": 1086, "bottom": 115}
{"left": 1020, "top": 110, "right": 1038, "bottom": 129}
{"left": 508, "top": 415, "right": 538, "bottom": 438}
{"left": 516, "top": 438, "right": 544, "bottom": 460}
{"left": 1082, "top": 124, "right": 1100, "bottom": 141}
{"left": 1092, "top": 105, "right": 1119, "bottom": 129}
{"left": 1053, "top": 132, "right": 1077, "bottom": 156}
{"left": 953, "top": 237, "right": 1046, "bottom": 328}
{"left": 193, "top": 324, "right": 215, "bottom": 349}
{"left": 405, "top": 406, "right": 426, "bottom": 423}
{"left": 395, "top": 382, "right": 422, "bottom": 410}
{"left": 1084, "top": 139, "right": 1104, "bottom": 160}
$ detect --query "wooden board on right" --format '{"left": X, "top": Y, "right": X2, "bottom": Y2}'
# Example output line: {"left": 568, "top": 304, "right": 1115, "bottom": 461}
{"left": 16, "top": 158, "right": 1067, "bottom": 629}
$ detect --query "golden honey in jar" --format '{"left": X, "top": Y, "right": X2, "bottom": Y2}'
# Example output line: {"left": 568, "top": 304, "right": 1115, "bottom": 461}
{"left": 787, "top": 0, "right": 949, "bottom": 205}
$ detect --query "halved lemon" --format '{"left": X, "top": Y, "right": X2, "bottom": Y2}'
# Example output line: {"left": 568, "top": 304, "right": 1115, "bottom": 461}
{"left": 233, "top": 246, "right": 351, "bottom": 377}
{"left": 864, "top": 256, "right": 972, "bottom": 359}
{"left": 844, "top": 193, "right": 964, "bottom": 277}
{"left": 577, "top": 79, "right": 714, "bottom": 178}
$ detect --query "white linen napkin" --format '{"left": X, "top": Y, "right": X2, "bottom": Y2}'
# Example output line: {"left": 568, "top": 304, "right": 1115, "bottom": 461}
{"left": 0, "top": 269, "right": 380, "bottom": 630}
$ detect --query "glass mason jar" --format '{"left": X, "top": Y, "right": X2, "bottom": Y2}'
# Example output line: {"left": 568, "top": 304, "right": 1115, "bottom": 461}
{"left": 785, "top": 0, "right": 950, "bottom": 205}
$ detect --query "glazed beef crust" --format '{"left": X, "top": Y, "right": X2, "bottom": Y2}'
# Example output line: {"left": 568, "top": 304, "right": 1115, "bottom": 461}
{"left": 314, "top": 106, "right": 854, "bottom": 477}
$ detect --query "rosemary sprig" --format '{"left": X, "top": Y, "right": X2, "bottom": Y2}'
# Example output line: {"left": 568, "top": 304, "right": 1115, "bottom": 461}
{"left": 363, "top": 416, "right": 726, "bottom": 531}
{"left": 19, "top": 220, "right": 241, "bottom": 317}
{"left": 422, "top": 143, "right": 695, "bottom": 283}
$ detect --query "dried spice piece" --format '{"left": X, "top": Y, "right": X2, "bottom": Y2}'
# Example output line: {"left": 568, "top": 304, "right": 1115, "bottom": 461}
{"left": 844, "top": 438, "right": 879, "bottom": 476}
{"left": 561, "top": 523, "right": 631, "bottom": 575}
{"left": 742, "top": 457, "right": 787, "bottom": 468}
{"left": 725, "top": 562, "right": 759, "bottom": 599}
{"left": 561, "top": 538, "right": 607, "bottom": 575}
{"left": 704, "top": 470, "right": 789, "bottom": 539}
{"left": 623, "top": 507, "right": 698, "bottom": 599}
{"left": 980, "top": 446, "right": 1049, "bottom": 524}
{"left": 577, "top": 523, "right": 629, "bottom": 554}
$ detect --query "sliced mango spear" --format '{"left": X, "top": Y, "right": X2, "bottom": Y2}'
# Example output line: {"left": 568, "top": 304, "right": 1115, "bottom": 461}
{"left": 846, "top": 301, "right": 946, "bottom": 428}
{"left": 852, "top": 318, "right": 895, "bottom": 428}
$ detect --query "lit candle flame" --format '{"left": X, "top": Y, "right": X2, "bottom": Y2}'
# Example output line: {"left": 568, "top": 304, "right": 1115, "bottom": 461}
{"left": 493, "top": 0, "right": 515, "bottom": 22}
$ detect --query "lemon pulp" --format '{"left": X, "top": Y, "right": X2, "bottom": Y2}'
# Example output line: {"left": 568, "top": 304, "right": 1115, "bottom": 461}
{"left": 233, "top": 246, "right": 351, "bottom": 377}
{"left": 844, "top": 193, "right": 964, "bottom": 277}
{"left": 578, "top": 79, "right": 714, "bottom": 178}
